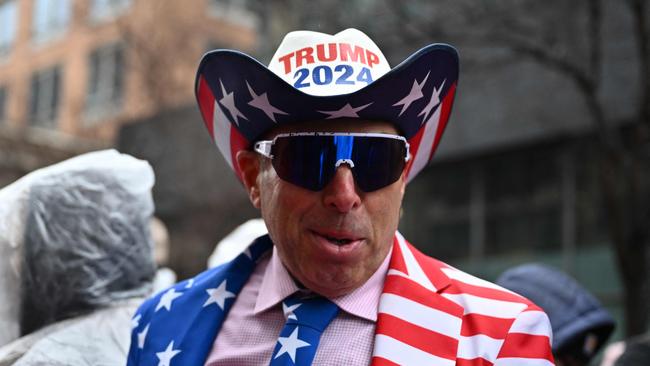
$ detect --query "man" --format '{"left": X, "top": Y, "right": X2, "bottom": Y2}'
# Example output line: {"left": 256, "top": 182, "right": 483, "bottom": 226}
{"left": 128, "top": 29, "right": 555, "bottom": 365}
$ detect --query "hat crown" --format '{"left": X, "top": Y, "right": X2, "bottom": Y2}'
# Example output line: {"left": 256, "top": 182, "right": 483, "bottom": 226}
{"left": 268, "top": 29, "right": 391, "bottom": 96}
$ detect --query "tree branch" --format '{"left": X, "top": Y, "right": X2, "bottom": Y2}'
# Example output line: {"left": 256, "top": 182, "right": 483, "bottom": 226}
{"left": 588, "top": 0, "right": 602, "bottom": 82}
{"left": 627, "top": 0, "right": 650, "bottom": 125}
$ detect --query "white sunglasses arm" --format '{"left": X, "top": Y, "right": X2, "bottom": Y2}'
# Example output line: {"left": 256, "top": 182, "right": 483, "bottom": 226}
{"left": 254, "top": 141, "right": 274, "bottom": 158}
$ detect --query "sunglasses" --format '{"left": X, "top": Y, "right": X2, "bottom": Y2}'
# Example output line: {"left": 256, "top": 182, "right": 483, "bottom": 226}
{"left": 254, "top": 132, "right": 410, "bottom": 192}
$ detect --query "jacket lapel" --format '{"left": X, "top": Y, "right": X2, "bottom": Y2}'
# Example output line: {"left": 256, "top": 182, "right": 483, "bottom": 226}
{"left": 372, "top": 232, "right": 463, "bottom": 365}
{"left": 171, "top": 235, "right": 273, "bottom": 365}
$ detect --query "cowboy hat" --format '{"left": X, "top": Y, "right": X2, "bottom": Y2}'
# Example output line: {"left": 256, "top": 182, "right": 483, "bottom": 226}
{"left": 195, "top": 28, "right": 459, "bottom": 183}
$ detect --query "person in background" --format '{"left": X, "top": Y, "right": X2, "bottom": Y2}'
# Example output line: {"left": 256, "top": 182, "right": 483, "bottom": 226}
{"left": 128, "top": 28, "right": 555, "bottom": 365}
{"left": 601, "top": 340, "right": 626, "bottom": 366}
{"left": 150, "top": 217, "right": 177, "bottom": 292}
{"left": 497, "top": 263, "right": 616, "bottom": 366}
{"left": 0, "top": 150, "right": 157, "bottom": 366}
{"left": 207, "top": 218, "right": 268, "bottom": 269}
{"left": 598, "top": 333, "right": 650, "bottom": 366}
{"left": 612, "top": 333, "right": 650, "bottom": 366}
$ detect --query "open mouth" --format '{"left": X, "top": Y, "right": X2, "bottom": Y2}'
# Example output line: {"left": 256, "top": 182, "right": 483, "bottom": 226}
{"left": 310, "top": 229, "right": 366, "bottom": 261}
{"left": 324, "top": 236, "right": 354, "bottom": 245}
{"left": 312, "top": 230, "right": 361, "bottom": 246}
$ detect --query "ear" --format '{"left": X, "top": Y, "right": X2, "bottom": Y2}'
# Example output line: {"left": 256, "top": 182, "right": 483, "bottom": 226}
{"left": 236, "top": 150, "right": 262, "bottom": 209}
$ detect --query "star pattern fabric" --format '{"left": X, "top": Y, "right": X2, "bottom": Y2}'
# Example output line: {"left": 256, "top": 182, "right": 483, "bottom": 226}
{"left": 418, "top": 79, "right": 446, "bottom": 123}
{"left": 270, "top": 295, "right": 339, "bottom": 366}
{"left": 218, "top": 79, "right": 248, "bottom": 126}
{"left": 317, "top": 102, "right": 373, "bottom": 119}
{"left": 274, "top": 328, "right": 311, "bottom": 363}
{"left": 393, "top": 71, "right": 430, "bottom": 116}
{"left": 156, "top": 341, "right": 181, "bottom": 366}
{"left": 131, "top": 314, "right": 141, "bottom": 329}
{"left": 282, "top": 302, "right": 301, "bottom": 321}
{"left": 246, "top": 81, "right": 288, "bottom": 122}
{"left": 203, "top": 280, "right": 236, "bottom": 309}
{"left": 155, "top": 288, "right": 182, "bottom": 312}
{"left": 127, "top": 235, "right": 274, "bottom": 366}
{"left": 137, "top": 324, "right": 149, "bottom": 349}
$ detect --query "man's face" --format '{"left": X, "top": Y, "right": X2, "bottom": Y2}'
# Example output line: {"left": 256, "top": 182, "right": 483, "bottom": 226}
{"left": 237, "top": 119, "right": 406, "bottom": 298}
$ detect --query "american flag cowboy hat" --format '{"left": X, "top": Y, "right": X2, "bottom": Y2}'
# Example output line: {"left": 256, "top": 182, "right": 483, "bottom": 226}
{"left": 195, "top": 28, "right": 459, "bottom": 183}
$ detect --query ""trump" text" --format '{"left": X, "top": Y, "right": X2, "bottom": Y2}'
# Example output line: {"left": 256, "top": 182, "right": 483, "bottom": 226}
{"left": 278, "top": 43, "right": 380, "bottom": 74}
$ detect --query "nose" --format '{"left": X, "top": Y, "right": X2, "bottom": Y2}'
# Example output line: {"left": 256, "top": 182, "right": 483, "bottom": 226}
{"left": 322, "top": 166, "right": 361, "bottom": 213}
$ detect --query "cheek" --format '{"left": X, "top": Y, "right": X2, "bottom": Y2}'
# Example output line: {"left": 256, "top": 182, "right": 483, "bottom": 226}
{"left": 258, "top": 175, "right": 308, "bottom": 241}
{"left": 373, "top": 187, "right": 404, "bottom": 224}
{"left": 363, "top": 189, "right": 404, "bottom": 247}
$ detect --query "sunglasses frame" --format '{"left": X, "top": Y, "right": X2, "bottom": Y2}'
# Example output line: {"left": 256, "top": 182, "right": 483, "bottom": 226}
{"left": 253, "top": 132, "right": 411, "bottom": 192}
{"left": 254, "top": 132, "right": 411, "bottom": 162}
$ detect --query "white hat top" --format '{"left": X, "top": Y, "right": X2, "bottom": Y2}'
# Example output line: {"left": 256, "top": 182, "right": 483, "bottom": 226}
{"left": 268, "top": 29, "right": 391, "bottom": 96}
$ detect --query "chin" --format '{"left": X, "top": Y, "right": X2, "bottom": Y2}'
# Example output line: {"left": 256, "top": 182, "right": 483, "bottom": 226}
{"left": 306, "top": 270, "right": 361, "bottom": 297}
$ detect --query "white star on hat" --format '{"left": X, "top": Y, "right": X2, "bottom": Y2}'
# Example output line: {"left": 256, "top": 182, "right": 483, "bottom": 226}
{"left": 246, "top": 81, "right": 288, "bottom": 122}
{"left": 218, "top": 79, "right": 248, "bottom": 126}
{"left": 155, "top": 288, "right": 183, "bottom": 312}
{"left": 156, "top": 341, "right": 181, "bottom": 366}
{"left": 318, "top": 102, "right": 373, "bottom": 119}
{"left": 137, "top": 324, "right": 149, "bottom": 349}
{"left": 203, "top": 280, "right": 236, "bottom": 309}
{"left": 393, "top": 71, "right": 430, "bottom": 116}
{"left": 418, "top": 79, "right": 446, "bottom": 124}
{"left": 274, "top": 327, "right": 311, "bottom": 363}
{"left": 282, "top": 302, "right": 302, "bottom": 320}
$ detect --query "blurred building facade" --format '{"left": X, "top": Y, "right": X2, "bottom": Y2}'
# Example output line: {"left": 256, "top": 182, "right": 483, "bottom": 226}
{"left": 0, "top": 0, "right": 257, "bottom": 186}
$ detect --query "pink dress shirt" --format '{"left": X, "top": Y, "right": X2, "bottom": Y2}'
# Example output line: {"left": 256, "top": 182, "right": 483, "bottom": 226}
{"left": 205, "top": 246, "right": 391, "bottom": 365}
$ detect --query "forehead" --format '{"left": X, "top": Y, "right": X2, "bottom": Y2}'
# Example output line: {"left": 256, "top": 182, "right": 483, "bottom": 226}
{"left": 264, "top": 119, "right": 399, "bottom": 139}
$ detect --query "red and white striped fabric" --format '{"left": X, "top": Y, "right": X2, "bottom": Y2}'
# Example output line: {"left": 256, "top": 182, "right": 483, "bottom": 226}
{"left": 373, "top": 232, "right": 555, "bottom": 366}
{"left": 197, "top": 75, "right": 250, "bottom": 180}
{"left": 403, "top": 82, "right": 456, "bottom": 183}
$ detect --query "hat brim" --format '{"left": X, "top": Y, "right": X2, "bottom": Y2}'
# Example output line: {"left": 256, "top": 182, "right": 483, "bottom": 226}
{"left": 195, "top": 44, "right": 459, "bottom": 182}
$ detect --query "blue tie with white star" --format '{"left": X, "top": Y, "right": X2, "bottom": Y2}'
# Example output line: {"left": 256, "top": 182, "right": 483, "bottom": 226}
{"left": 269, "top": 294, "right": 339, "bottom": 366}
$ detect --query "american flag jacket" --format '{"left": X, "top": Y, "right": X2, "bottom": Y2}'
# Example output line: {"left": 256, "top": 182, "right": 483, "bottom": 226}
{"left": 128, "top": 233, "right": 555, "bottom": 365}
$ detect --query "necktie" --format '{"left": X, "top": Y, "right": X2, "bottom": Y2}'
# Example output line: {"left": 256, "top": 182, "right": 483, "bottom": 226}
{"left": 269, "top": 294, "right": 339, "bottom": 366}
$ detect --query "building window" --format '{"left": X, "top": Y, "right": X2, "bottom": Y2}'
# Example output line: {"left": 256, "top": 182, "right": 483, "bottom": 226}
{"left": 32, "top": 0, "right": 71, "bottom": 44}
{"left": 483, "top": 146, "right": 562, "bottom": 255}
{"left": 208, "top": 0, "right": 258, "bottom": 28}
{"left": 576, "top": 142, "right": 609, "bottom": 247}
{"left": 84, "top": 43, "right": 124, "bottom": 123}
{"left": 0, "top": 0, "right": 17, "bottom": 57}
{"left": 402, "top": 142, "right": 568, "bottom": 262}
{"left": 0, "top": 86, "right": 7, "bottom": 125}
{"left": 401, "top": 163, "right": 472, "bottom": 262}
{"left": 89, "top": 0, "right": 131, "bottom": 23}
{"left": 29, "top": 65, "right": 62, "bottom": 128}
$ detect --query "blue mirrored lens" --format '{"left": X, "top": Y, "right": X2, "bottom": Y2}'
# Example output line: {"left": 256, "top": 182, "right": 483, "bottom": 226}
{"left": 271, "top": 135, "right": 406, "bottom": 192}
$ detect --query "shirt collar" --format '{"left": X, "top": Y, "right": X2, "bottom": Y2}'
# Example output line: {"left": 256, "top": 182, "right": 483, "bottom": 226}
{"left": 254, "top": 245, "right": 392, "bottom": 322}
